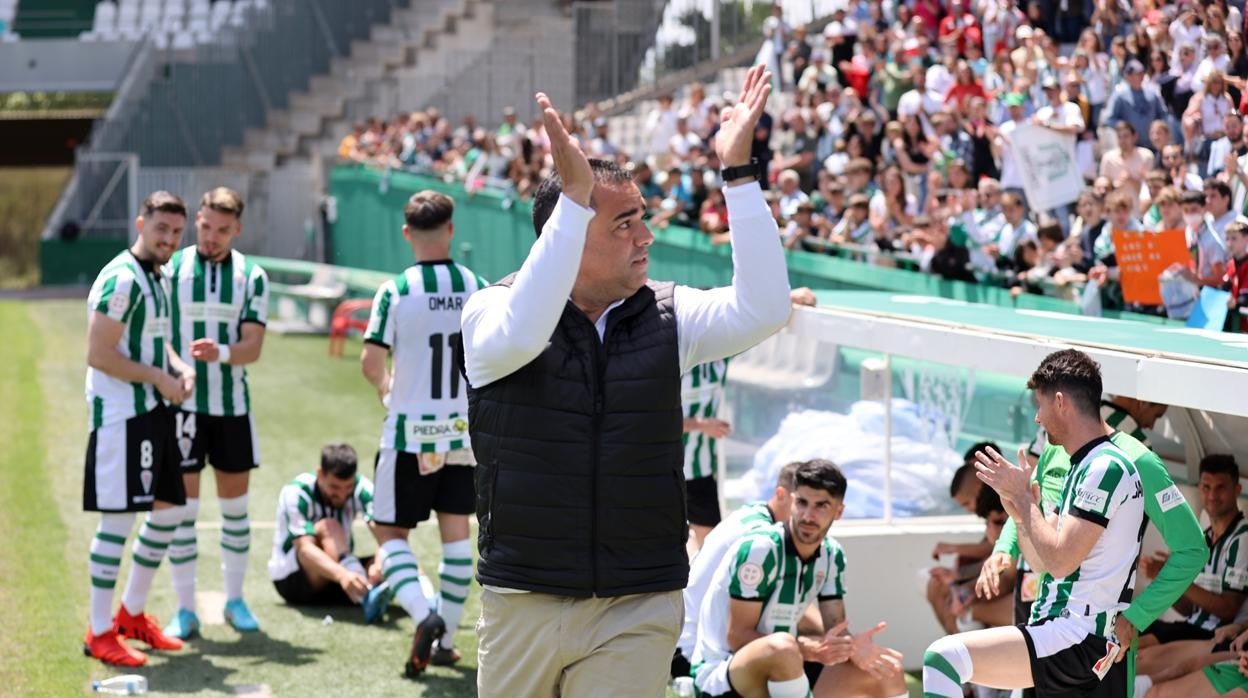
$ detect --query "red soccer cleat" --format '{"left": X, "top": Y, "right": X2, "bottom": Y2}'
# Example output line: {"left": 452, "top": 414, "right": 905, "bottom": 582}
{"left": 84, "top": 628, "right": 147, "bottom": 667}
{"left": 114, "top": 607, "right": 185, "bottom": 651}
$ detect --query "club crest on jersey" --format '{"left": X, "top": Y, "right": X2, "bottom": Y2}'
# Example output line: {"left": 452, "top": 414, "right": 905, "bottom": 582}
{"left": 737, "top": 562, "right": 764, "bottom": 588}
{"left": 815, "top": 570, "right": 826, "bottom": 588}
{"left": 140, "top": 469, "right": 153, "bottom": 494}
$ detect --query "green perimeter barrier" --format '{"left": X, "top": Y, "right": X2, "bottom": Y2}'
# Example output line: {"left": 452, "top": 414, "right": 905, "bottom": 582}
{"left": 328, "top": 165, "right": 1176, "bottom": 324}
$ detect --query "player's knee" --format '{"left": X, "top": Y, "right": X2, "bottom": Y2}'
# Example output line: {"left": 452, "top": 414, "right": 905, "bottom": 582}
{"left": 924, "top": 635, "right": 974, "bottom": 684}
{"left": 764, "top": 632, "right": 804, "bottom": 669}
{"left": 314, "top": 517, "right": 345, "bottom": 537}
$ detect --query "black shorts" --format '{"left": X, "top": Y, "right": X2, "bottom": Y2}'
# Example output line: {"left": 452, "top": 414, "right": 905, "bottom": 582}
{"left": 1143, "top": 620, "right": 1215, "bottom": 645}
{"left": 1021, "top": 620, "right": 1129, "bottom": 697}
{"left": 686, "top": 475, "right": 722, "bottom": 527}
{"left": 84, "top": 404, "right": 186, "bottom": 512}
{"left": 174, "top": 409, "right": 260, "bottom": 473}
{"left": 372, "top": 448, "right": 475, "bottom": 528}
{"left": 274, "top": 554, "right": 376, "bottom": 606}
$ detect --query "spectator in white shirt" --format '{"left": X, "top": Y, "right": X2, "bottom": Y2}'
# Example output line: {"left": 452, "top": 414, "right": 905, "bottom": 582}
{"left": 644, "top": 93, "right": 678, "bottom": 158}
{"left": 669, "top": 113, "right": 703, "bottom": 160}
{"left": 776, "top": 169, "right": 810, "bottom": 220}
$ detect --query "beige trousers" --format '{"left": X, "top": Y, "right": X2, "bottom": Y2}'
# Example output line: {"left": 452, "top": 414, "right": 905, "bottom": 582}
{"left": 476, "top": 588, "right": 683, "bottom": 697}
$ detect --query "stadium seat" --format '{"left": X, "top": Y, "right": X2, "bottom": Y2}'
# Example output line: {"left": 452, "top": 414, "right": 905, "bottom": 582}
{"left": 93, "top": 1, "right": 116, "bottom": 31}
{"left": 171, "top": 30, "right": 192, "bottom": 49}
{"left": 328, "top": 299, "right": 373, "bottom": 358}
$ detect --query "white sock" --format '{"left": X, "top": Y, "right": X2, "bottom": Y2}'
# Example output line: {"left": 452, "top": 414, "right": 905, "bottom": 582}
{"left": 89, "top": 513, "right": 134, "bottom": 634}
{"left": 437, "top": 539, "right": 472, "bottom": 649}
{"left": 380, "top": 539, "right": 429, "bottom": 621}
{"left": 121, "top": 506, "right": 180, "bottom": 615}
{"left": 767, "top": 675, "right": 811, "bottom": 698}
{"left": 341, "top": 554, "right": 367, "bottom": 579}
{"left": 167, "top": 497, "right": 199, "bottom": 612}
{"left": 1135, "top": 674, "right": 1153, "bottom": 697}
{"left": 923, "top": 635, "right": 975, "bottom": 698}
{"left": 418, "top": 569, "right": 437, "bottom": 607}
{"left": 219, "top": 494, "right": 250, "bottom": 600}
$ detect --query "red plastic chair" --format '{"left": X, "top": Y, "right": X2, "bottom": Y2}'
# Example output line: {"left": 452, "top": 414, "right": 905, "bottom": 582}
{"left": 328, "top": 298, "right": 373, "bottom": 358}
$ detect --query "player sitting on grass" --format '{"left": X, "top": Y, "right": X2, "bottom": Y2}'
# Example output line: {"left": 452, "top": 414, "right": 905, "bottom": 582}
{"left": 690, "top": 459, "right": 907, "bottom": 698}
{"left": 268, "top": 444, "right": 394, "bottom": 621}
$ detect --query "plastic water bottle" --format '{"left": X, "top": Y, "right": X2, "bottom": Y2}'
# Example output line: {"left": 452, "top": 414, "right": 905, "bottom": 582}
{"left": 92, "top": 675, "right": 147, "bottom": 694}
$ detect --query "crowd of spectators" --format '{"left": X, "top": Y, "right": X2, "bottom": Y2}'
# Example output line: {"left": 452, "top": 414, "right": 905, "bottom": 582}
{"left": 338, "top": 0, "right": 1248, "bottom": 328}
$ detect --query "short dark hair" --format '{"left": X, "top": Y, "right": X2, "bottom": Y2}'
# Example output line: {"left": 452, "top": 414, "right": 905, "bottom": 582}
{"left": 1205, "top": 179, "right": 1232, "bottom": 200}
{"left": 404, "top": 190, "right": 455, "bottom": 232}
{"left": 199, "top": 187, "right": 244, "bottom": 219}
{"left": 975, "top": 485, "right": 1005, "bottom": 519}
{"left": 777, "top": 461, "right": 801, "bottom": 491}
{"left": 142, "top": 191, "right": 187, "bottom": 219}
{"left": 1180, "top": 189, "right": 1207, "bottom": 207}
{"left": 963, "top": 441, "right": 1001, "bottom": 466}
{"left": 950, "top": 463, "right": 977, "bottom": 497}
{"left": 1199, "top": 454, "right": 1239, "bottom": 481}
{"left": 1038, "top": 223, "right": 1064, "bottom": 245}
{"left": 794, "top": 459, "right": 848, "bottom": 499}
{"left": 1026, "top": 349, "right": 1103, "bottom": 419}
{"left": 320, "top": 443, "right": 358, "bottom": 479}
{"left": 531, "top": 159, "right": 633, "bottom": 238}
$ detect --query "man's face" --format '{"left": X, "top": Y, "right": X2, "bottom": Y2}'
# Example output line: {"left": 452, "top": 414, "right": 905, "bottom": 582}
{"left": 1109, "top": 205, "right": 1132, "bottom": 229}
{"left": 136, "top": 211, "right": 186, "bottom": 265}
{"left": 1184, "top": 202, "right": 1206, "bottom": 224}
{"left": 1163, "top": 147, "right": 1184, "bottom": 170}
{"left": 1206, "top": 187, "right": 1229, "bottom": 215}
{"left": 1199, "top": 472, "right": 1242, "bottom": 520}
{"left": 1033, "top": 391, "right": 1066, "bottom": 446}
{"left": 579, "top": 182, "right": 653, "bottom": 302}
{"left": 195, "top": 207, "right": 241, "bottom": 261}
{"left": 316, "top": 470, "right": 356, "bottom": 509}
{"left": 780, "top": 177, "right": 799, "bottom": 195}
{"left": 1159, "top": 200, "right": 1183, "bottom": 227}
{"left": 1116, "top": 125, "right": 1136, "bottom": 149}
{"left": 1126, "top": 72, "right": 1145, "bottom": 89}
{"left": 1135, "top": 401, "right": 1169, "bottom": 429}
{"left": 1228, "top": 115, "right": 1244, "bottom": 141}
{"left": 789, "top": 485, "right": 843, "bottom": 547}
{"left": 954, "top": 478, "right": 983, "bottom": 514}
{"left": 1077, "top": 197, "right": 1101, "bottom": 221}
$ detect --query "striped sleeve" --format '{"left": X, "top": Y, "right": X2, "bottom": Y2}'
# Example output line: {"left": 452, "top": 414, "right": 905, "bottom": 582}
{"left": 92, "top": 269, "right": 141, "bottom": 323}
{"left": 727, "top": 533, "right": 779, "bottom": 601}
{"left": 364, "top": 281, "right": 397, "bottom": 348}
{"left": 1222, "top": 525, "right": 1248, "bottom": 592}
{"left": 242, "top": 263, "right": 269, "bottom": 324}
{"left": 281, "top": 485, "right": 314, "bottom": 542}
{"left": 819, "top": 539, "right": 847, "bottom": 600}
{"left": 1070, "top": 454, "right": 1134, "bottom": 527}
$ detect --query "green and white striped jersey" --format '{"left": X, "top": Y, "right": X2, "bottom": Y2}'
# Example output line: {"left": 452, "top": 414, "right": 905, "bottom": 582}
{"left": 85, "top": 250, "right": 173, "bottom": 430}
{"left": 1186, "top": 512, "right": 1248, "bottom": 631}
{"left": 682, "top": 359, "right": 729, "bottom": 480}
{"left": 167, "top": 247, "right": 268, "bottom": 417}
{"left": 679, "top": 502, "right": 777, "bottom": 656}
{"left": 364, "top": 261, "right": 486, "bottom": 454}
{"left": 692, "top": 522, "right": 846, "bottom": 669}
{"left": 1030, "top": 437, "right": 1145, "bottom": 635}
{"left": 1101, "top": 400, "right": 1149, "bottom": 447}
{"left": 267, "top": 471, "right": 374, "bottom": 581}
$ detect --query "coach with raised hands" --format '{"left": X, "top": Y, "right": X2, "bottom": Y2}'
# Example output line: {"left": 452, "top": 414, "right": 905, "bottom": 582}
{"left": 460, "top": 64, "right": 791, "bottom": 697}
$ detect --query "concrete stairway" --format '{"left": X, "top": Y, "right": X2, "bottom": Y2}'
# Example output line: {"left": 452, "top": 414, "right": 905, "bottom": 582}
{"left": 222, "top": 0, "right": 493, "bottom": 170}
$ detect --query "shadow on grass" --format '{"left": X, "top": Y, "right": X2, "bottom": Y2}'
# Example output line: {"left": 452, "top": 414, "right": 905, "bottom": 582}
{"left": 141, "top": 633, "right": 323, "bottom": 694}
{"left": 285, "top": 602, "right": 411, "bottom": 628}
{"left": 400, "top": 665, "right": 479, "bottom": 697}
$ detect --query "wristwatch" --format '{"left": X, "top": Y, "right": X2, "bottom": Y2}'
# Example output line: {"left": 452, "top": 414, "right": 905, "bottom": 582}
{"left": 720, "top": 158, "right": 762, "bottom": 182}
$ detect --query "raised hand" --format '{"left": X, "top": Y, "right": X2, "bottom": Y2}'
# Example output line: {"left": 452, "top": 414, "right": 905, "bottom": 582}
{"left": 536, "top": 92, "right": 593, "bottom": 208}
{"left": 715, "top": 64, "right": 773, "bottom": 168}
{"left": 849, "top": 622, "right": 904, "bottom": 679}
{"left": 974, "top": 446, "right": 1036, "bottom": 506}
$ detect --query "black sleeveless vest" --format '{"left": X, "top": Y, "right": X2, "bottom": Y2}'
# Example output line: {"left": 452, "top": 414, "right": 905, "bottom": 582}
{"left": 465, "top": 278, "right": 688, "bottom": 597}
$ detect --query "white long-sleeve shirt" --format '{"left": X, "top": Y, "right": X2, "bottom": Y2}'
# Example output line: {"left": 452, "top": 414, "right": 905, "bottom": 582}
{"left": 461, "top": 181, "right": 791, "bottom": 389}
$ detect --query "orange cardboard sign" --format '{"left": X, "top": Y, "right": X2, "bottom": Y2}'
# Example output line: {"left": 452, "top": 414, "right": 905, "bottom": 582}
{"left": 1110, "top": 229, "right": 1191, "bottom": 305}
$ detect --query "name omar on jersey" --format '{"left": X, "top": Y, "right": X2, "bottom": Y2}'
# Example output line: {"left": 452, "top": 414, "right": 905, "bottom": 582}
{"left": 428, "top": 295, "right": 465, "bottom": 312}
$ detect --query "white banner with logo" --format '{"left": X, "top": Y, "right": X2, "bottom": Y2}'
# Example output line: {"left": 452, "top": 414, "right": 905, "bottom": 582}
{"left": 1009, "top": 123, "right": 1083, "bottom": 211}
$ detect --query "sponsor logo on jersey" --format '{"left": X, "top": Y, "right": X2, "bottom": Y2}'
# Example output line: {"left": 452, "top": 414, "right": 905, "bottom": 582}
{"left": 108, "top": 292, "right": 130, "bottom": 316}
{"left": 428, "top": 295, "right": 465, "bottom": 312}
{"left": 1073, "top": 487, "right": 1107, "bottom": 512}
{"left": 1156, "top": 485, "right": 1186, "bottom": 512}
{"left": 404, "top": 417, "right": 469, "bottom": 443}
{"left": 737, "top": 561, "right": 764, "bottom": 588}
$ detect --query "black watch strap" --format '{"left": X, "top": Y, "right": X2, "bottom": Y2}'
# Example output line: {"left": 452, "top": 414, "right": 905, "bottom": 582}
{"left": 720, "top": 158, "right": 761, "bottom": 182}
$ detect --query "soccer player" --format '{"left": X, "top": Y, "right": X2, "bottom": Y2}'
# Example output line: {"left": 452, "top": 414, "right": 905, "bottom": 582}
{"left": 978, "top": 396, "right": 1206, "bottom": 697}
{"left": 923, "top": 349, "right": 1146, "bottom": 697}
{"left": 360, "top": 190, "right": 486, "bottom": 676}
{"left": 682, "top": 358, "right": 731, "bottom": 553}
{"left": 83, "top": 191, "right": 195, "bottom": 666}
{"left": 1139, "top": 455, "right": 1247, "bottom": 649}
{"left": 691, "top": 459, "right": 907, "bottom": 698}
{"left": 268, "top": 444, "right": 388, "bottom": 619}
{"left": 162, "top": 187, "right": 270, "bottom": 639}
{"left": 674, "top": 461, "right": 802, "bottom": 679}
